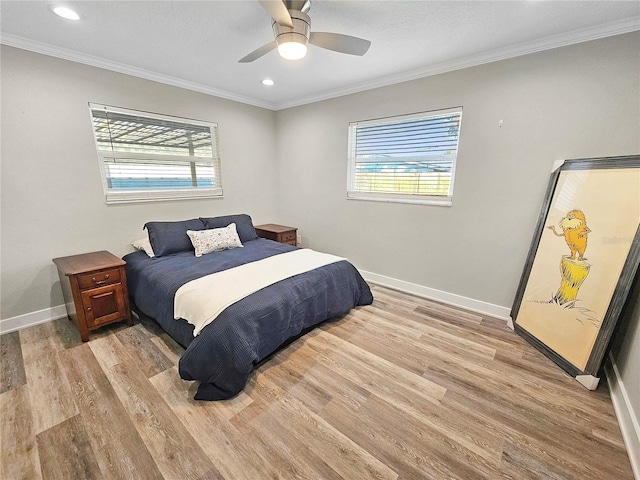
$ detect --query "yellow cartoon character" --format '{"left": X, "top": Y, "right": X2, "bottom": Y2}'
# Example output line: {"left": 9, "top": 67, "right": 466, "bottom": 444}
{"left": 548, "top": 209, "right": 591, "bottom": 261}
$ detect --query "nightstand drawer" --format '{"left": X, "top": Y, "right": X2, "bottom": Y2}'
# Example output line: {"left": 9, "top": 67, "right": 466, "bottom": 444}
{"left": 77, "top": 268, "right": 121, "bottom": 290}
{"left": 281, "top": 232, "right": 296, "bottom": 242}
{"left": 255, "top": 224, "right": 297, "bottom": 246}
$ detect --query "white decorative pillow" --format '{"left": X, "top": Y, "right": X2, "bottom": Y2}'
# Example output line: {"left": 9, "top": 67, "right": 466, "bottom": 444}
{"left": 132, "top": 229, "right": 156, "bottom": 257}
{"left": 187, "top": 223, "right": 243, "bottom": 257}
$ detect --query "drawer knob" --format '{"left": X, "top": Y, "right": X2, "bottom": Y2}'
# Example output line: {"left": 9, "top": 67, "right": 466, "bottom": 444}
{"left": 87, "top": 307, "right": 92, "bottom": 311}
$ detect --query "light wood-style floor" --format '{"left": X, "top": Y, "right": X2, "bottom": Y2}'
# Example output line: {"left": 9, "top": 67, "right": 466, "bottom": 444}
{"left": 1, "top": 284, "right": 633, "bottom": 479}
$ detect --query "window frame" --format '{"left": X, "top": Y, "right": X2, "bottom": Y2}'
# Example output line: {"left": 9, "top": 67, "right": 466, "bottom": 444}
{"left": 89, "top": 103, "right": 222, "bottom": 205}
{"left": 346, "top": 106, "right": 463, "bottom": 206}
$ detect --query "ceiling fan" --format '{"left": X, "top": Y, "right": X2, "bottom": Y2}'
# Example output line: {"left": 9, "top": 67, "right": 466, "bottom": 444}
{"left": 239, "top": 0, "right": 371, "bottom": 62}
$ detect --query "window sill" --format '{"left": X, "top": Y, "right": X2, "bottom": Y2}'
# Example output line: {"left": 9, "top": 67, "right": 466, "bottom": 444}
{"left": 105, "top": 188, "right": 223, "bottom": 205}
{"left": 347, "top": 192, "right": 452, "bottom": 206}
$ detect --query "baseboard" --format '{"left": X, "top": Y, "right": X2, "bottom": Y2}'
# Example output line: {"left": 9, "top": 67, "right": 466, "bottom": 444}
{"left": 605, "top": 352, "right": 640, "bottom": 479}
{"left": 0, "top": 305, "right": 68, "bottom": 335}
{"left": 2, "top": 271, "right": 511, "bottom": 335}
{"left": 359, "top": 270, "right": 511, "bottom": 320}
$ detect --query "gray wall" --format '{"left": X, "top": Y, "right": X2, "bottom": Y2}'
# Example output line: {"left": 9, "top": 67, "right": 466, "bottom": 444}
{"left": 1, "top": 33, "right": 638, "bottom": 454}
{"left": 273, "top": 32, "right": 640, "bottom": 459}
{"left": 616, "top": 288, "right": 640, "bottom": 436}
{"left": 609, "top": 273, "right": 640, "bottom": 468}
{"left": 618, "top": 300, "right": 640, "bottom": 472}
{"left": 1, "top": 46, "right": 279, "bottom": 319}
{"left": 274, "top": 32, "right": 640, "bottom": 308}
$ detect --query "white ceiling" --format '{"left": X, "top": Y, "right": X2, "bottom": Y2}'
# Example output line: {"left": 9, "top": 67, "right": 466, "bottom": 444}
{"left": 1, "top": 1, "right": 639, "bottom": 110}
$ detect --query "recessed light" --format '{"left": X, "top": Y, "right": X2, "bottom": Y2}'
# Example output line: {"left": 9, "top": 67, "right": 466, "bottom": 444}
{"left": 51, "top": 6, "right": 80, "bottom": 21}
{"left": 261, "top": 79, "right": 275, "bottom": 86}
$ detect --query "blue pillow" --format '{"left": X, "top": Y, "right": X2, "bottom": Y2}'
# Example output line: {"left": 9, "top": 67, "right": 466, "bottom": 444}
{"left": 200, "top": 214, "right": 258, "bottom": 243}
{"left": 144, "top": 218, "right": 205, "bottom": 257}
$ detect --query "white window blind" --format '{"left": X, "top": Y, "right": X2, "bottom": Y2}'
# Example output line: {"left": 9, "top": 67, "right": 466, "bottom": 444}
{"left": 89, "top": 103, "right": 222, "bottom": 204}
{"left": 347, "top": 107, "right": 462, "bottom": 206}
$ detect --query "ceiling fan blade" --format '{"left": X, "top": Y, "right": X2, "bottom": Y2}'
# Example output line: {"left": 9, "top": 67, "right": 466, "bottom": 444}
{"left": 258, "top": 0, "right": 293, "bottom": 28}
{"left": 309, "top": 32, "right": 371, "bottom": 56}
{"left": 239, "top": 41, "right": 277, "bottom": 63}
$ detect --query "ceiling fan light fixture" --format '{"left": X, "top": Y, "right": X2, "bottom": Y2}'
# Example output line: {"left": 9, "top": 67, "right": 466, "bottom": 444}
{"left": 239, "top": 1, "right": 370, "bottom": 63}
{"left": 273, "top": 13, "right": 310, "bottom": 61}
{"left": 277, "top": 41, "right": 307, "bottom": 60}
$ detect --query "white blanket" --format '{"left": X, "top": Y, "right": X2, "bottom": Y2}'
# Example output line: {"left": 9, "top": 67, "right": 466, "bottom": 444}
{"left": 174, "top": 249, "right": 345, "bottom": 336}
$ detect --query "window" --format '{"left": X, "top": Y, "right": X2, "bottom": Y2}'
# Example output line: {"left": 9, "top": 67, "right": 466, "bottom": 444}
{"left": 347, "top": 106, "right": 462, "bottom": 206}
{"left": 89, "top": 104, "right": 222, "bottom": 204}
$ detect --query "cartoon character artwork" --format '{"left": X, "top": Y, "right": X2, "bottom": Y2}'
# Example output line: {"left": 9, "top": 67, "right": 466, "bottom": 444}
{"left": 547, "top": 209, "right": 591, "bottom": 261}
{"left": 513, "top": 160, "right": 640, "bottom": 377}
{"left": 547, "top": 210, "right": 592, "bottom": 306}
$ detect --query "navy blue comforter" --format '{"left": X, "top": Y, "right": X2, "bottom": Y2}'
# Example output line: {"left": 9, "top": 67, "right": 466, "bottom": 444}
{"left": 124, "top": 239, "right": 373, "bottom": 400}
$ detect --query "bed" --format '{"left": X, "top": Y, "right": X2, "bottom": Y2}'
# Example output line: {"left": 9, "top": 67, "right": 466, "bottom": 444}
{"left": 124, "top": 214, "right": 373, "bottom": 400}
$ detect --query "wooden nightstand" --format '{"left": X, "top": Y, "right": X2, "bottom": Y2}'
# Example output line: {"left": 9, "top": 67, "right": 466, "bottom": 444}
{"left": 53, "top": 250, "right": 132, "bottom": 342}
{"left": 254, "top": 224, "right": 298, "bottom": 246}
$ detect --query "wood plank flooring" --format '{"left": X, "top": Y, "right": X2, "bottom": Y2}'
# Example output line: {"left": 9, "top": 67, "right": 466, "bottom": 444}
{"left": 0, "top": 284, "right": 633, "bottom": 479}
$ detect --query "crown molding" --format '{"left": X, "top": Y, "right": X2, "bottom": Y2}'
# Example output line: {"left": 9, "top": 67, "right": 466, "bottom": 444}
{"left": 2, "top": 15, "right": 639, "bottom": 112}
{"left": 0, "top": 33, "right": 278, "bottom": 111}
{"left": 275, "top": 16, "right": 640, "bottom": 110}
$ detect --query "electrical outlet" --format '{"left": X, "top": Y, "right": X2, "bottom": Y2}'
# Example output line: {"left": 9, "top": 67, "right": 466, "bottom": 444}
{"left": 296, "top": 234, "right": 302, "bottom": 245}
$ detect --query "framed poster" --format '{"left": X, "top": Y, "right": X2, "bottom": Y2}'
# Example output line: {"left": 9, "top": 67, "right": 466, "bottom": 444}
{"left": 510, "top": 155, "right": 640, "bottom": 389}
